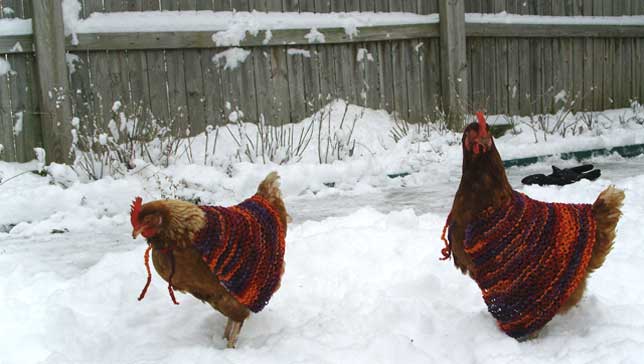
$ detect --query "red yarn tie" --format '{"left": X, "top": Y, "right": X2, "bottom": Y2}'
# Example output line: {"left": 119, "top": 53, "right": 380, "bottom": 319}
{"left": 166, "top": 250, "right": 180, "bottom": 305}
{"left": 440, "top": 213, "right": 452, "bottom": 261}
{"left": 137, "top": 245, "right": 152, "bottom": 301}
{"left": 137, "top": 245, "right": 180, "bottom": 305}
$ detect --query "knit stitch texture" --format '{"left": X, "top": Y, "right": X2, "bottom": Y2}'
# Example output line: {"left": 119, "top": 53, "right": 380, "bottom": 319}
{"left": 194, "top": 194, "right": 286, "bottom": 313}
{"left": 452, "top": 191, "right": 597, "bottom": 338}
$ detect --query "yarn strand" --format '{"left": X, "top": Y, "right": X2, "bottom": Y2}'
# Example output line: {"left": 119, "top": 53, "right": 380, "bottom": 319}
{"left": 137, "top": 245, "right": 152, "bottom": 301}
{"left": 440, "top": 213, "right": 452, "bottom": 260}
{"left": 167, "top": 250, "right": 180, "bottom": 305}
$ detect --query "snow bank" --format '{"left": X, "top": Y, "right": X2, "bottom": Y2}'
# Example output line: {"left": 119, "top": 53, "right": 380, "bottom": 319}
{"left": 1, "top": 174, "right": 644, "bottom": 363}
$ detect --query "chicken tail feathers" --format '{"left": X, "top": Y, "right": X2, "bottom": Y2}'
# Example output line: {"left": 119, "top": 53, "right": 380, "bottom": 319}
{"left": 590, "top": 185, "right": 625, "bottom": 273}
{"left": 257, "top": 172, "right": 291, "bottom": 225}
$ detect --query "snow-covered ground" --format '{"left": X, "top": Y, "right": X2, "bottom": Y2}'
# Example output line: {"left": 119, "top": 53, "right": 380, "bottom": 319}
{"left": 2, "top": 160, "right": 644, "bottom": 363}
{"left": 2, "top": 101, "right": 644, "bottom": 363}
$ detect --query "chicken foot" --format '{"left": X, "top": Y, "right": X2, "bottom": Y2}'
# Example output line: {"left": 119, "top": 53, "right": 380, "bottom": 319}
{"left": 224, "top": 319, "right": 244, "bottom": 348}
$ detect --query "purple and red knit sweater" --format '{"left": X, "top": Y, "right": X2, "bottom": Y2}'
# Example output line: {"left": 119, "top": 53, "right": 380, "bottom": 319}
{"left": 446, "top": 191, "right": 597, "bottom": 339}
{"left": 194, "top": 194, "right": 286, "bottom": 313}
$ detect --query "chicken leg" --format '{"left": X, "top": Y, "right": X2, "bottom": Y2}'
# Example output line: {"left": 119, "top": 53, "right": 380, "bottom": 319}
{"left": 224, "top": 319, "right": 244, "bottom": 348}
{"left": 223, "top": 319, "right": 233, "bottom": 340}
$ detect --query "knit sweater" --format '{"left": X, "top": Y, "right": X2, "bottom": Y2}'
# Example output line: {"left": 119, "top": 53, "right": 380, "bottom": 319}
{"left": 193, "top": 194, "right": 286, "bottom": 313}
{"left": 453, "top": 191, "right": 597, "bottom": 338}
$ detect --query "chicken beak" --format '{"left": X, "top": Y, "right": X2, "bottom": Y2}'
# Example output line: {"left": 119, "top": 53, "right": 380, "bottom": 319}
{"left": 132, "top": 226, "right": 144, "bottom": 239}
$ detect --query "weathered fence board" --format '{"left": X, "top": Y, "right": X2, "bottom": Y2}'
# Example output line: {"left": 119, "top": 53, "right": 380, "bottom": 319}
{"left": 1, "top": 0, "right": 644, "bottom": 162}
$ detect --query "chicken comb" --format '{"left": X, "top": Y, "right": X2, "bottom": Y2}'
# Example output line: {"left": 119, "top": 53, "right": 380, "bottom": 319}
{"left": 131, "top": 196, "right": 143, "bottom": 229}
{"left": 476, "top": 112, "right": 488, "bottom": 137}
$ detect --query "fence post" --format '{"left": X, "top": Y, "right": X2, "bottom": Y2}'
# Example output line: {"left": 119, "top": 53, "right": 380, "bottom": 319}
{"left": 439, "top": 0, "right": 468, "bottom": 130}
{"left": 31, "top": 0, "right": 73, "bottom": 164}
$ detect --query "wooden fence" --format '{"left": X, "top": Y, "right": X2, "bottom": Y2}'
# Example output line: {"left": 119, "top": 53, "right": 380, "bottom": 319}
{"left": 0, "top": 0, "right": 643, "bottom": 163}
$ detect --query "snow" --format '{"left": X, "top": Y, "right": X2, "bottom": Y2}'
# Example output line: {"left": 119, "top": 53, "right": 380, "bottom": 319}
{"left": 65, "top": 53, "right": 80, "bottom": 75}
{"left": 3, "top": 100, "right": 644, "bottom": 362}
{"left": 357, "top": 48, "right": 374, "bottom": 62}
{"left": 466, "top": 12, "right": 644, "bottom": 25}
{"left": 0, "top": 58, "right": 12, "bottom": 76}
{"left": 10, "top": 41, "right": 23, "bottom": 52}
{"left": 287, "top": 48, "right": 311, "bottom": 57}
{"left": 228, "top": 110, "right": 245, "bottom": 123}
{"left": 112, "top": 100, "right": 122, "bottom": 112}
{"left": 304, "top": 27, "right": 325, "bottom": 43}
{"left": 212, "top": 47, "right": 251, "bottom": 70}
{"left": 61, "top": 0, "right": 82, "bottom": 36}
{"left": 13, "top": 111, "right": 23, "bottom": 136}
{"left": 0, "top": 18, "right": 31, "bottom": 36}
{"left": 71, "top": 11, "right": 439, "bottom": 34}
{"left": 1, "top": 155, "right": 644, "bottom": 363}
{"left": 2, "top": 7, "right": 15, "bottom": 17}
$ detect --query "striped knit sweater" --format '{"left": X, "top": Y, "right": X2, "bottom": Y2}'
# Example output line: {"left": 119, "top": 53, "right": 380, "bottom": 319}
{"left": 450, "top": 191, "right": 597, "bottom": 339}
{"left": 194, "top": 194, "right": 286, "bottom": 313}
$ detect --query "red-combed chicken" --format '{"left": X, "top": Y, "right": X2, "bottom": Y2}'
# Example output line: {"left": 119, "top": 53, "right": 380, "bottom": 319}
{"left": 441, "top": 112, "right": 624, "bottom": 340}
{"left": 131, "top": 172, "right": 288, "bottom": 348}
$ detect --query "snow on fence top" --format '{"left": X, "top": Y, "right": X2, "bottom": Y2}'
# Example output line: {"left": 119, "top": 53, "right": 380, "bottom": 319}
{"left": 466, "top": 12, "right": 644, "bottom": 25}
{"left": 0, "top": 18, "right": 31, "bottom": 36}
{"left": 72, "top": 11, "right": 439, "bottom": 34}
{"left": 3, "top": 11, "right": 643, "bottom": 38}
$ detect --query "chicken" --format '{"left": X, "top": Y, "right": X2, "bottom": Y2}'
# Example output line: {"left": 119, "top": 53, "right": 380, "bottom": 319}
{"left": 131, "top": 172, "right": 288, "bottom": 348}
{"left": 441, "top": 112, "right": 624, "bottom": 340}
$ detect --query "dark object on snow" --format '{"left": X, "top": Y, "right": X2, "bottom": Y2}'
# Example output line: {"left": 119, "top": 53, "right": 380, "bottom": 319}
{"left": 522, "top": 164, "right": 601, "bottom": 186}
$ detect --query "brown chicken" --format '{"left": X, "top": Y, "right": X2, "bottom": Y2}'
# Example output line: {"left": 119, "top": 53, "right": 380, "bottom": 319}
{"left": 131, "top": 172, "right": 288, "bottom": 348}
{"left": 442, "top": 112, "right": 624, "bottom": 340}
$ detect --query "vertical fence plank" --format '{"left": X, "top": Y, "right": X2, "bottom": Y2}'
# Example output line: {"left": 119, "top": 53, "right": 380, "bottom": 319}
{"left": 365, "top": 43, "right": 381, "bottom": 109}
{"left": 302, "top": 46, "right": 322, "bottom": 113}
{"left": 202, "top": 48, "right": 226, "bottom": 127}
{"left": 517, "top": 37, "right": 531, "bottom": 115}
{"left": 427, "top": 38, "right": 442, "bottom": 116}
{"left": 391, "top": 40, "right": 408, "bottom": 120}
{"left": 0, "top": 68, "right": 16, "bottom": 161}
{"left": 7, "top": 55, "right": 27, "bottom": 162}
{"left": 286, "top": 47, "right": 307, "bottom": 121}
{"left": 631, "top": 38, "right": 639, "bottom": 103}
{"left": 613, "top": 38, "right": 624, "bottom": 108}
{"left": 625, "top": 38, "right": 634, "bottom": 104}
{"left": 505, "top": 0, "right": 519, "bottom": 114}
{"left": 271, "top": 46, "right": 292, "bottom": 124}
{"left": 470, "top": 38, "right": 484, "bottom": 111}
{"left": 406, "top": 40, "right": 423, "bottom": 121}
{"left": 31, "top": 0, "right": 73, "bottom": 163}
{"left": 439, "top": 0, "right": 467, "bottom": 127}
{"left": 213, "top": 0, "right": 232, "bottom": 11}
